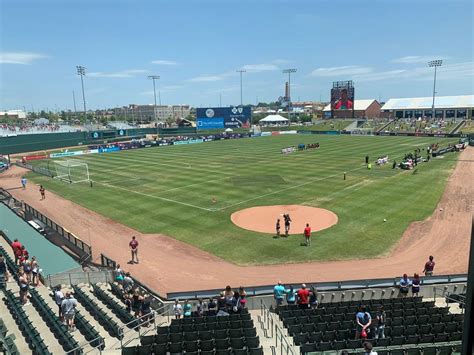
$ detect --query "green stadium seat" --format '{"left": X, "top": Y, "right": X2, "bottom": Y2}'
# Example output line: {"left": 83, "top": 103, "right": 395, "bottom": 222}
{"left": 375, "top": 338, "right": 390, "bottom": 347}
{"left": 243, "top": 328, "right": 257, "bottom": 338}
{"left": 184, "top": 331, "right": 198, "bottom": 342}
{"left": 168, "top": 342, "right": 183, "bottom": 354}
{"left": 420, "top": 346, "right": 437, "bottom": 355}
{"left": 230, "top": 337, "right": 246, "bottom": 349}
{"left": 309, "top": 332, "right": 323, "bottom": 343}
{"left": 245, "top": 336, "right": 260, "bottom": 348}
{"left": 318, "top": 341, "right": 332, "bottom": 351}
{"left": 293, "top": 333, "right": 308, "bottom": 345}
{"left": 300, "top": 342, "right": 317, "bottom": 354}
{"left": 184, "top": 340, "right": 199, "bottom": 352}
{"left": 169, "top": 332, "right": 183, "bottom": 343}
{"left": 438, "top": 345, "right": 454, "bottom": 355}
{"left": 153, "top": 343, "right": 167, "bottom": 355}
{"left": 215, "top": 338, "right": 229, "bottom": 350}
{"left": 200, "top": 339, "right": 215, "bottom": 352}
{"left": 390, "top": 336, "right": 405, "bottom": 346}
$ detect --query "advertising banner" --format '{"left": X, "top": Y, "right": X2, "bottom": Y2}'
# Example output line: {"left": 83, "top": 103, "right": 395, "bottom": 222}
{"left": 196, "top": 118, "right": 225, "bottom": 129}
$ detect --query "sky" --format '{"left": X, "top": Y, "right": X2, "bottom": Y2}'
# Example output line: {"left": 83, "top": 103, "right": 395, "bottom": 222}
{"left": 1, "top": 0, "right": 473, "bottom": 111}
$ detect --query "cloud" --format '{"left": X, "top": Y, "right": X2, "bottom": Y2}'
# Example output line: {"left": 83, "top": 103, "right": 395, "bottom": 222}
{"left": 188, "top": 75, "right": 226, "bottom": 82}
{"left": 88, "top": 69, "right": 149, "bottom": 78}
{"left": 151, "top": 59, "right": 179, "bottom": 65}
{"left": 392, "top": 55, "right": 450, "bottom": 64}
{"left": 310, "top": 65, "right": 373, "bottom": 77}
{"left": 0, "top": 51, "right": 47, "bottom": 65}
{"left": 241, "top": 63, "right": 279, "bottom": 72}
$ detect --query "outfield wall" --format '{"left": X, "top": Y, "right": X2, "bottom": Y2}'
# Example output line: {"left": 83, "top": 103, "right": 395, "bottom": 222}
{"left": 0, "top": 128, "right": 157, "bottom": 155}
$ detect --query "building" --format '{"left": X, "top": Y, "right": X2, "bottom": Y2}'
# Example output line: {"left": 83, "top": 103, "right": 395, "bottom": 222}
{"left": 323, "top": 99, "right": 381, "bottom": 119}
{"left": 381, "top": 95, "right": 474, "bottom": 120}
{"left": 113, "top": 104, "right": 191, "bottom": 122}
{"left": 0, "top": 110, "right": 27, "bottom": 120}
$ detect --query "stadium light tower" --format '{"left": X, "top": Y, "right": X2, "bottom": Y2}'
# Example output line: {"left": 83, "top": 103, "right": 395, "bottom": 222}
{"left": 236, "top": 69, "right": 246, "bottom": 106}
{"left": 76, "top": 66, "right": 87, "bottom": 123}
{"left": 428, "top": 60, "right": 442, "bottom": 119}
{"left": 283, "top": 68, "right": 297, "bottom": 122}
{"left": 148, "top": 75, "right": 160, "bottom": 123}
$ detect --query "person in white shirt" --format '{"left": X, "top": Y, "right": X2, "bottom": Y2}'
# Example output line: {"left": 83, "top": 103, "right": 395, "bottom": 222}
{"left": 54, "top": 286, "right": 64, "bottom": 321}
{"left": 363, "top": 342, "right": 378, "bottom": 355}
{"left": 173, "top": 299, "right": 183, "bottom": 319}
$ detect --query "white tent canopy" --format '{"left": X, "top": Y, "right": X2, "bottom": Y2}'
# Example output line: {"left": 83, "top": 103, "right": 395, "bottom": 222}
{"left": 224, "top": 128, "right": 233, "bottom": 132}
{"left": 259, "top": 114, "right": 289, "bottom": 123}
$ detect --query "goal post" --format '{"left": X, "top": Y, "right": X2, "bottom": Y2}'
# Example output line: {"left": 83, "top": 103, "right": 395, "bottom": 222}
{"left": 53, "top": 160, "right": 90, "bottom": 184}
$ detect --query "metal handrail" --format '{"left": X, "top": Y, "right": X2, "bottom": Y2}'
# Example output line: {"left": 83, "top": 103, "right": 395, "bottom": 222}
{"left": 433, "top": 286, "right": 466, "bottom": 311}
{"left": 274, "top": 322, "right": 296, "bottom": 355}
{"left": 118, "top": 302, "right": 168, "bottom": 338}
{"left": 65, "top": 336, "right": 105, "bottom": 355}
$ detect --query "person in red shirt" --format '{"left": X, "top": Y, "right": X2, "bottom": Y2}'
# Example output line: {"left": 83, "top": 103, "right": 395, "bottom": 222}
{"left": 11, "top": 239, "right": 22, "bottom": 265}
{"left": 334, "top": 88, "right": 353, "bottom": 110}
{"left": 19, "top": 246, "right": 29, "bottom": 264}
{"left": 423, "top": 255, "right": 435, "bottom": 276}
{"left": 129, "top": 236, "right": 139, "bottom": 264}
{"left": 304, "top": 224, "right": 312, "bottom": 247}
{"left": 297, "top": 284, "right": 310, "bottom": 309}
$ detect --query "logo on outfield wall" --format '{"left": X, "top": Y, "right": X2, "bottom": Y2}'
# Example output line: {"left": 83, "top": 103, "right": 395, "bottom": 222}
{"left": 119, "top": 130, "right": 124, "bottom": 136}
{"left": 231, "top": 107, "right": 244, "bottom": 114}
{"left": 205, "top": 109, "right": 215, "bottom": 118}
{"left": 93, "top": 132, "right": 99, "bottom": 138}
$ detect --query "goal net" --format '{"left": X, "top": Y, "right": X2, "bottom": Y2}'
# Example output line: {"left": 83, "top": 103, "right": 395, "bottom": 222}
{"left": 53, "top": 160, "right": 90, "bottom": 184}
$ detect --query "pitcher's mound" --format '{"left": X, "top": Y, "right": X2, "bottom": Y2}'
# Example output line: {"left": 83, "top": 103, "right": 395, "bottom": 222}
{"left": 231, "top": 205, "right": 338, "bottom": 234}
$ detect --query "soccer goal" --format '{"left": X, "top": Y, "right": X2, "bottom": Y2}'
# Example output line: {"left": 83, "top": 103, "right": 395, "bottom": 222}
{"left": 53, "top": 160, "right": 90, "bottom": 184}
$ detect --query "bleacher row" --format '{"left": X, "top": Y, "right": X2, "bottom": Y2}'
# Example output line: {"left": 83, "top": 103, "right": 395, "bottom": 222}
{"left": 276, "top": 297, "right": 464, "bottom": 354}
{"left": 122, "top": 311, "right": 264, "bottom": 355}
{"left": 1, "top": 239, "right": 149, "bottom": 354}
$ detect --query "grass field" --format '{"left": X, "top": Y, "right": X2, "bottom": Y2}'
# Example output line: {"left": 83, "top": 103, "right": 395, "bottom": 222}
{"left": 27, "top": 135, "right": 460, "bottom": 265}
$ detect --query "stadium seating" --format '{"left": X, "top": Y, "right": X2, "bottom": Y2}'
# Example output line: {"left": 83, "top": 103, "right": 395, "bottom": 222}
{"left": 276, "top": 297, "right": 464, "bottom": 353}
{"left": 120, "top": 309, "right": 263, "bottom": 355}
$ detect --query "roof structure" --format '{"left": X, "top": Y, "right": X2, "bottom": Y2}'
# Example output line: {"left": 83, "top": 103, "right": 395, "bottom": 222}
{"left": 381, "top": 95, "right": 474, "bottom": 110}
{"left": 323, "top": 99, "right": 378, "bottom": 112}
{"left": 259, "top": 114, "right": 289, "bottom": 122}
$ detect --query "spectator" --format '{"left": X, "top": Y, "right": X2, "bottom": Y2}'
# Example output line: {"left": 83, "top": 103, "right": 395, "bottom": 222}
{"left": 123, "top": 272, "right": 134, "bottom": 293}
{"left": 207, "top": 297, "right": 217, "bottom": 316}
{"left": 273, "top": 281, "right": 285, "bottom": 306}
{"left": 399, "top": 274, "right": 411, "bottom": 296}
{"left": 54, "top": 286, "right": 64, "bottom": 320}
{"left": 196, "top": 299, "right": 205, "bottom": 317}
{"left": 239, "top": 286, "right": 247, "bottom": 309}
{"left": 18, "top": 269, "right": 29, "bottom": 305}
{"left": 309, "top": 285, "right": 318, "bottom": 309}
{"left": 31, "top": 257, "right": 39, "bottom": 286}
{"left": 124, "top": 293, "right": 132, "bottom": 313}
{"left": 363, "top": 341, "right": 378, "bottom": 355}
{"left": 114, "top": 264, "right": 124, "bottom": 284}
{"left": 20, "top": 246, "right": 29, "bottom": 264}
{"left": 374, "top": 306, "right": 386, "bottom": 339}
{"left": 232, "top": 291, "right": 242, "bottom": 313}
{"left": 412, "top": 273, "right": 421, "bottom": 297}
{"left": 129, "top": 236, "right": 139, "bottom": 264}
{"left": 11, "top": 239, "right": 22, "bottom": 265}
{"left": 61, "top": 292, "right": 78, "bottom": 331}
{"left": 355, "top": 305, "right": 372, "bottom": 339}
{"left": 183, "top": 300, "right": 192, "bottom": 317}
{"left": 423, "top": 255, "right": 435, "bottom": 276}
{"left": 297, "top": 284, "right": 310, "bottom": 309}
{"left": 0, "top": 253, "right": 8, "bottom": 282}
{"left": 21, "top": 256, "right": 31, "bottom": 284}
{"left": 173, "top": 299, "right": 183, "bottom": 319}
{"left": 141, "top": 294, "right": 153, "bottom": 327}
{"left": 21, "top": 177, "right": 27, "bottom": 189}
{"left": 217, "top": 292, "right": 230, "bottom": 317}
{"left": 285, "top": 285, "right": 297, "bottom": 305}
{"left": 132, "top": 289, "right": 142, "bottom": 318}
{"left": 224, "top": 285, "right": 233, "bottom": 300}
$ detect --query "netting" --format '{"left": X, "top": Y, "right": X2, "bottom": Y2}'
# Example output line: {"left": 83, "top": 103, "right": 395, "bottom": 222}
{"left": 53, "top": 160, "right": 90, "bottom": 184}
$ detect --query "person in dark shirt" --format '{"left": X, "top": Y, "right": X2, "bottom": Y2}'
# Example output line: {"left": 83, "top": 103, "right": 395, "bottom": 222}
{"left": 423, "top": 255, "right": 435, "bottom": 276}
{"left": 275, "top": 219, "right": 281, "bottom": 237}
{"left": 375, "top": 305, "right": 386, "bottom": 339}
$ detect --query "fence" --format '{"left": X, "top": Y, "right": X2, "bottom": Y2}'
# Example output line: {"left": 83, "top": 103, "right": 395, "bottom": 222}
{"left": 45, "top": 270, "right": 114, "bottom": 288}
{"left": 166, "top": 273, "right": 468, "bottom": 300}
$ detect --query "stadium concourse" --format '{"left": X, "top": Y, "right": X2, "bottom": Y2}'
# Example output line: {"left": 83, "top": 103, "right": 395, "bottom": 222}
{"left": 0, "top": 147, "right": 472, "bottom": 295}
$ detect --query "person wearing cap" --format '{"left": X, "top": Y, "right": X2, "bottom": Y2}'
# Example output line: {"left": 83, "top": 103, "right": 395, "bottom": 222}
{"left": 273, "top": 281, "right": 285, "bottom": 306}
{"left": 399, "top": 274, "right": 411, "bottom": 296}
{"left": 297, "top": 284, "right": 310, "bottom": 309}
